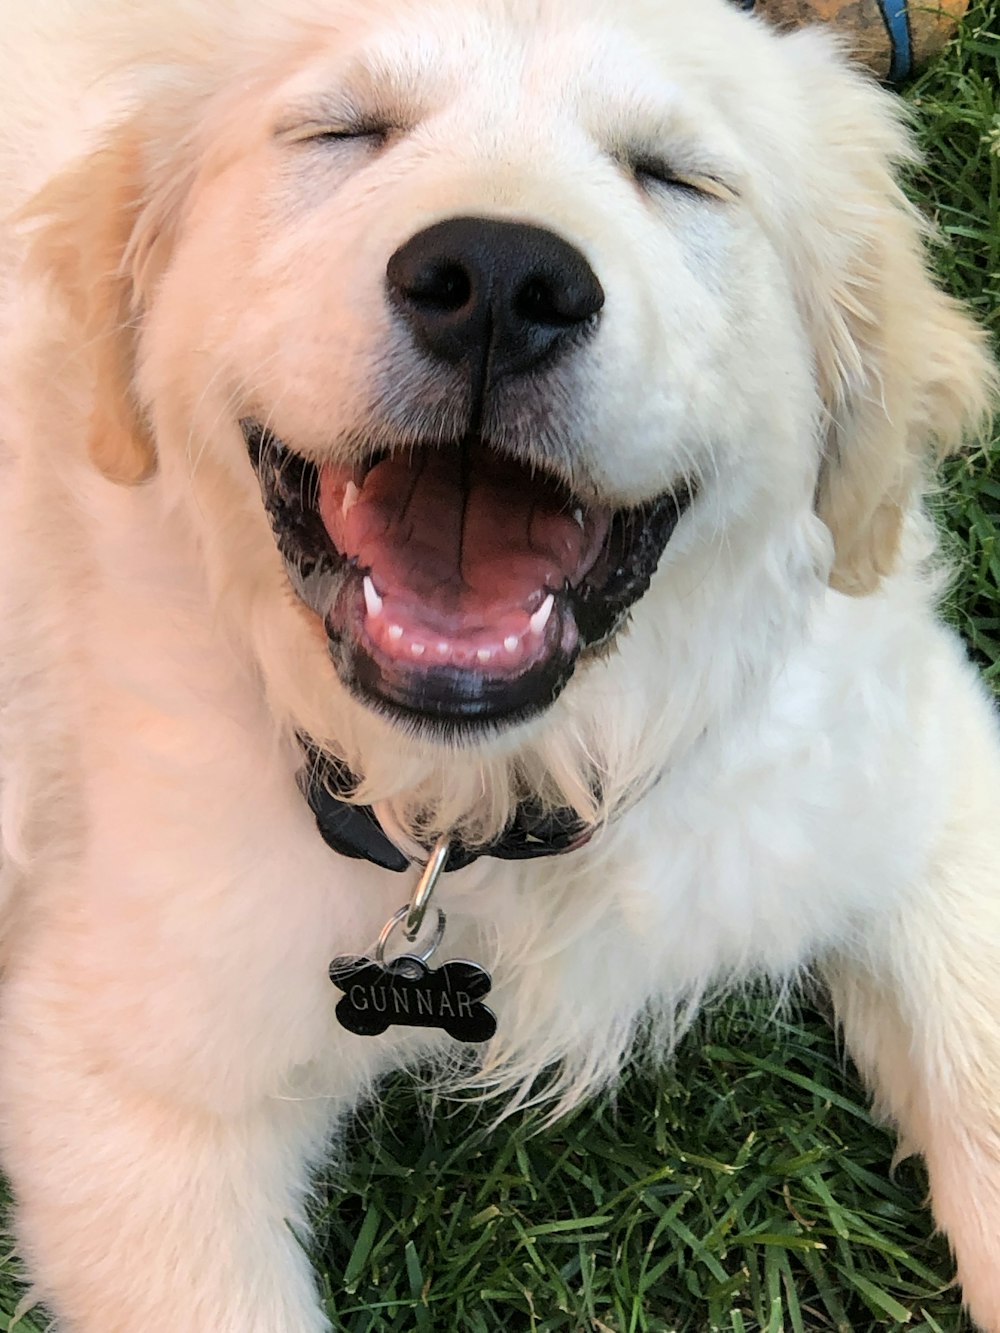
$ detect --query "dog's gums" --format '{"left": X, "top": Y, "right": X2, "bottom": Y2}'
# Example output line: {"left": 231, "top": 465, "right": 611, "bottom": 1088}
{"left": 243, "top": 419, "right": 693, "bottom": 729}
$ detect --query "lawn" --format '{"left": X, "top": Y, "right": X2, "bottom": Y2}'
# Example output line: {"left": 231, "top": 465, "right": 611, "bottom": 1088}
{"left": 1, "top": 3, "right": 997, "bottom": 1331}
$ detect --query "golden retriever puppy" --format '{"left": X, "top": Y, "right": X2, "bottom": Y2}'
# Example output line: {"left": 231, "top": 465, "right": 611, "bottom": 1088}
{"left": 0, "top": 0, "right": 997, "bottom": 1328}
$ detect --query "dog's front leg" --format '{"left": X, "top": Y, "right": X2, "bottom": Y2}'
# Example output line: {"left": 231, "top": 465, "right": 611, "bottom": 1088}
{"left": 0, "top": 1054, "right": 334, "bottom": 1330}
{"left": 0, "top": 961, "right": 337, "bottom": 1332}
{"left": 827, "top": 954, "right": 1000, "bottom": 1331}
{"left": 823, "top": 720, "right": 1000, "bottom": 1333}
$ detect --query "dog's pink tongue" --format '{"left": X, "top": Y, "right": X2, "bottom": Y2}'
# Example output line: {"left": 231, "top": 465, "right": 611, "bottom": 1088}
{"left": 319, "top": 449, "right": 602, "bottom": 635}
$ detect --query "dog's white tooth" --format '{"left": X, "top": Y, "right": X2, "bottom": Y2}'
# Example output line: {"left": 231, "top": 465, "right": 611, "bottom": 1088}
{"left": 363, "top": 576, "right": 383, "bottom": 618}
{"left": 529, "top": 594, "right": 555, "bottom": 636}
{"left": 572, "top": 507, "right": 585, "bottom": 529}
{"left": 504, "top": 635, "right": 520, "bottom": 654}
{"left": 436, "top": 642, "right": 451, "bottom": 659}
{"left": 477, "top": 647, "right": 493, "bottom": 665}
{"left": 388, "top": 624, "right": 404, "bottom": 642}
{"left": 411, "top": 642, "right": 426, "bottom": 658}
{"left": 342, "top": 480, "right": 359, "bottom": 518}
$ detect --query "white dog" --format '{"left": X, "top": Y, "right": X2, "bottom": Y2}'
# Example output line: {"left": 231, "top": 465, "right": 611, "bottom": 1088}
{"left": 0, "top": 0, "right": 997, "bottom": 1328}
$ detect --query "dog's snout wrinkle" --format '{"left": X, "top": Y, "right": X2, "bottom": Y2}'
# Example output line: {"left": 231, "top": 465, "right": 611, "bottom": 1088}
{"left": 386, "top": 217, "right": 604, "bottom": 385}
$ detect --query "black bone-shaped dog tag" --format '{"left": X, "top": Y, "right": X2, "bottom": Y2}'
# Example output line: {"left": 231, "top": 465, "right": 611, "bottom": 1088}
{"left": 329, "top": 955, "right": 497, "bottom": 1044}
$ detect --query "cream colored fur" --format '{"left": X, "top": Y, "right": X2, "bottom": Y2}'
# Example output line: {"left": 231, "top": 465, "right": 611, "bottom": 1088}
{"left": 1, "top": 0, "right": 998, "bottom": 1328}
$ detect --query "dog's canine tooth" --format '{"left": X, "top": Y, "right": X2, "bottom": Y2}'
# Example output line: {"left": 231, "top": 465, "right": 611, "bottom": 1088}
{"left": 342, "top": 480, "right": 360, "bottom": 518}
{"left": 363, "top": 575, "right": 383, "bottom": 617}
{"left": 529, "top": 594, "right": 554, "bottom": 636}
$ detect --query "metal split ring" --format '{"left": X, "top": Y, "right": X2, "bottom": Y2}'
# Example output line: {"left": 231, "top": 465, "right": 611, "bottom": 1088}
{"left": 375, "top": 905, "right": 447, "bottom": 965}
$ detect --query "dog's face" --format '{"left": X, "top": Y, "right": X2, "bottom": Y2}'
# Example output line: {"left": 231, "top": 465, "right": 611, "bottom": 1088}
{"left": 32, "top": 0, "right": 991, "bottom": 821}
{"left": 140, "top": 0, "right": 822, "bottom": 738}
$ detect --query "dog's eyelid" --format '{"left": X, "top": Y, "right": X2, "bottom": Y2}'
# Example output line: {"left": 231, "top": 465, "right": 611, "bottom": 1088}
{"left": 273, "top": 90, "right": 412, "bottom": 145}
{"left": 629, "top": 155, "right": 739, "bottom": 203}
{"left": 275, "top": 121, "right": 396, "bottom": 146}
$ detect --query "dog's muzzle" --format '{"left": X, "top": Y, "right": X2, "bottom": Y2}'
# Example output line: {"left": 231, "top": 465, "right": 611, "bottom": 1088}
{"left": 243, "top": 216, "right": 694, "bottom": 735}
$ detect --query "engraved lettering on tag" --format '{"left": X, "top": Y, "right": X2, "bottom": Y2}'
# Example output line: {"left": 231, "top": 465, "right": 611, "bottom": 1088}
{"left": 329, "top": 955, "right": 497, "bottom": 1043}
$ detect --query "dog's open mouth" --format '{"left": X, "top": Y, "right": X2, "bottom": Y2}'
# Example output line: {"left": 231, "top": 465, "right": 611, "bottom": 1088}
{"left": 244, "top": 420, "right": 692, "bottom": 730}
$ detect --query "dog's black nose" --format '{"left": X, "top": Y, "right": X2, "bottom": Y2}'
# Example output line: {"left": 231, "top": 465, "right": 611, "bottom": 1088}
{"left": 386, "top": 217, "right": 604, "bottom": 381}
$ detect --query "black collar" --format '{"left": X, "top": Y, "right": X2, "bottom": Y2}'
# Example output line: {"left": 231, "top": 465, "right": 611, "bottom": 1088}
{"left": 298, "top": 740, "right": 593, "bottom": 873}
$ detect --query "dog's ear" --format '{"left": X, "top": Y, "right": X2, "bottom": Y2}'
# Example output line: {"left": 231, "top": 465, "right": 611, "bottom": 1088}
{"left": 781, "top": 34, "right": 996, "bottom": 596}
{"left": 25, "top": 126, "right": 178, "bottom": 485}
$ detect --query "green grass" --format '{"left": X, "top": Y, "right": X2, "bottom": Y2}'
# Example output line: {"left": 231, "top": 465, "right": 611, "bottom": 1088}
{"left": 0, "top": 6, "right": 997, "bottom": 1332}
{"left": 912, "top": 1, "right": 1000, "bottom": 683}
{"left": 305, "top": 1003, "right": 962, "bottom": 1333}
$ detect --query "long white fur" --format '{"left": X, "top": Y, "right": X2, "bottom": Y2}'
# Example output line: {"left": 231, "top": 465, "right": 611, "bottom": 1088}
{"left": 1, "top": 0, "right": 999, "bottom": 1329}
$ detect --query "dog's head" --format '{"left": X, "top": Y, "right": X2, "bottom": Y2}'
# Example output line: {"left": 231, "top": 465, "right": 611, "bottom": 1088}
{"left": 28, "top": 0, "right": 994, "bottom": 835}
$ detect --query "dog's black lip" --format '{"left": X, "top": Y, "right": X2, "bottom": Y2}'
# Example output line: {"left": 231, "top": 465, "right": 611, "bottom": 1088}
{"left": 329, "top": 605, "right": 574, "bottom": 726}
{"left": 242, "top": 418, "right": 694, "bottom": 732}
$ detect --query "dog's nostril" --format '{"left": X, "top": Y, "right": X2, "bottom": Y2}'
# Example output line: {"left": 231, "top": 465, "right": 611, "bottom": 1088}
{"left": 515, "top": 276, "right": 557, "bottom": 323}
{"left": 409, "top": 261, "right": 473, "bottom": 312}
{"left": 513, "top": 274, "right": 597, "bottom": 327}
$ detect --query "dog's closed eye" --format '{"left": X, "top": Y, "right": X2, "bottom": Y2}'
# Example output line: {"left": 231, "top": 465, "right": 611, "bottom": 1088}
{"left": 279, "top": 121, "right": 395, "bottom": 148}
{"left": 629, "top": 154, "right": 738, "bottom": 202}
